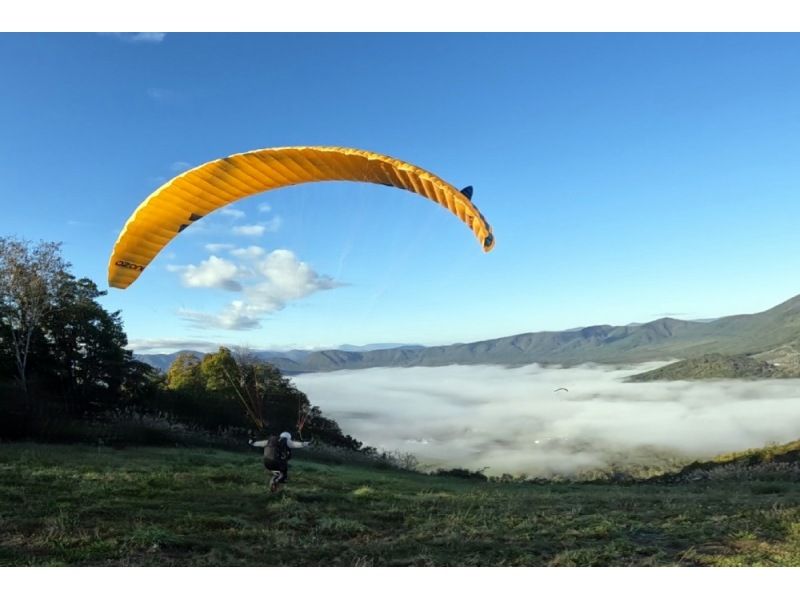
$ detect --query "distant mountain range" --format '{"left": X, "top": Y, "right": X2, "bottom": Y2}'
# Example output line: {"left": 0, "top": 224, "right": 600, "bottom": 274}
{"left": 134, "top": 293, "right": 800, "bottom": 376}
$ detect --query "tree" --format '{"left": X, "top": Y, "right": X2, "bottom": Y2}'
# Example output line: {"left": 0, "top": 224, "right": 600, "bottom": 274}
{"left": 120, "top": 360, "right": 164, "bottom": 412}
{"left": 188, "top": 347, "right": 319, "bottom": 436}
{"left": 166, "top": 352, "right": 204, "bottom": 392}
{"left": 199, "top": 347, "right": 236, "bottom": 392}
{"left": 40, "top": 276, "right": 131, "bottom": 413}
{"left": 95, "top": 343, "right": 361, "bottom": 447}
{"left": 203, "top": 348, "right": 286, "bottom": 431}
{"left": 0, "top": 237, "right": 70, "bottom": 395}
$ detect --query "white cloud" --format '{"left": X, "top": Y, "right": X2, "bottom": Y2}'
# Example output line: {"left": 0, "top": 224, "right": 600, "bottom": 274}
{"left": 129, "top": 338, "right": 309, "bottom": 354}
{"left": 102, "top": 33, "right": 166, "bottom": 44}
{"left": 179, "top": 304, "right": 262, "bottom": 331}
{"left": 233, "top": 217, "right": 281, "bottom": 236}
{"left": 262, "top": 216, "right": 282, "bottom": 232}
{"left": 292, "top": 363, "right": 800, "bottom": 478}
{"left": 258, "top": 204, "right": 272, "bottom": 213}
{"left": 230, "top": 245, "right": 266, "bottom": 259}
{"left": 220, "top": 208, "right": 246, "bottom": 220}
{"left": 174, "top": 249, "right": 341, "bottom": 330}
{"left": 205, "top": 243, "right": 236, "bottom": 253}
{"left": 251, "top": 249, "right": 338, "bottom": 301}
{"left": 167, "top": 255, "right": 244, "bottom": 291}
{"left": 127, "top": 338, "right": 225, "bottom": 354}
{"left": 233, "top": 224, "right": 266, "bottom": 237}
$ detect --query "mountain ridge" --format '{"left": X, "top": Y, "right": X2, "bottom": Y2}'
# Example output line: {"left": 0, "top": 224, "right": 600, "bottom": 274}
{"left": 134, "top": 293, "right": 800, "bottom": 374}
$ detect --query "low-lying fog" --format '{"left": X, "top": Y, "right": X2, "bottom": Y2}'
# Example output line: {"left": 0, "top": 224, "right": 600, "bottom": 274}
{"left": 291, "top": 363, "right": 800, "bottom": 477}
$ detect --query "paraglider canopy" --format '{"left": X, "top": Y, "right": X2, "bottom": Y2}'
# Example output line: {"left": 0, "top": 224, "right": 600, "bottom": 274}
{"left": 108, "top": 146, "right": 495, "bottom": 289}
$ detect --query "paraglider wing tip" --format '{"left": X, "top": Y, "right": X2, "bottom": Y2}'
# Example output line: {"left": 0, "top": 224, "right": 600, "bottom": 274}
{"left": 482, "top": 233, "right": 495, "bottom": 252}
{"left": 107, "top": 274, "right": 129, "bottom": 290}
{"left": 460, "top": 185, "right": 474, "bottom": 200}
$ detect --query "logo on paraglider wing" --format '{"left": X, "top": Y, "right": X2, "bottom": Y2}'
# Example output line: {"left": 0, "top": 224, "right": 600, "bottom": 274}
{"left": 115, "top": 260, "right": 145, "bottom": 272}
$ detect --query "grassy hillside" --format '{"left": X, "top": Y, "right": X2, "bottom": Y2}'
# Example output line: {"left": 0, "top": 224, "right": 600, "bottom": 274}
{"left": 628, "top": 354, "right": 781, "bottom": 381}
{"left": 663, "top": 439, "right": 800, "bottom": 482}
{"left": 710, "top": 439, "right": 800, "bottom": 467}
{"left": 2, "top": 443, "right": 799, "bottom": 566}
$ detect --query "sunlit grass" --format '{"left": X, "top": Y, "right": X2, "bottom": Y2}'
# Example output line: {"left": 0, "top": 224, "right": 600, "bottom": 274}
{"left": 1, "top": 443, "right": 799, "bottom": 565}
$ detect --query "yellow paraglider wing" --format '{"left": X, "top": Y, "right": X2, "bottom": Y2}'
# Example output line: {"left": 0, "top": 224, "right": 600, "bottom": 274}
{"left": 108, "top": 146, "right": 495, "bottom": 289}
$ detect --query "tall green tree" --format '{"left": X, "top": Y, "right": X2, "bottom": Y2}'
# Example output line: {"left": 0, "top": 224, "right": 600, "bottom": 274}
{"left": 165, "top": 352, "right": 204, "bottom": 392}
{"left": 40, "top": 277, "right": 131, "bottom": 413}
{"left": 198, "top": 347, "right": 359, "bottom": 446}
{"left": 201, "top": 348, "right": 289, "bottom": 431}
{"left": 200, "top": 347, "right": 237, "bottom": 392}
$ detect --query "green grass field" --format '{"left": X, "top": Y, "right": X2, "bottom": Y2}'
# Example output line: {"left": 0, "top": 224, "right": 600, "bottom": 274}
{"left": 1, "top": 443, "right": 799, "bottom": 566}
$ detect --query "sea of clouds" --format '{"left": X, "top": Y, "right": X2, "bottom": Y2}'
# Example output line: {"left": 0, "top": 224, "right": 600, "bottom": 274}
{"left": 292, "top": 363, "right": 800, "bottom": 477}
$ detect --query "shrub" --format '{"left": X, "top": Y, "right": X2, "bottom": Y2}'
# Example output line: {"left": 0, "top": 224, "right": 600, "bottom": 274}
{"left": 432, "top": 467, "right": 488, "bottom": 481}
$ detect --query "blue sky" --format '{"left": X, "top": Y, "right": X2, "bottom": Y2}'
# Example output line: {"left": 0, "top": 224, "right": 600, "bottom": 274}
{"left": 3, "top": 33, "right": 800, "bottom": 352}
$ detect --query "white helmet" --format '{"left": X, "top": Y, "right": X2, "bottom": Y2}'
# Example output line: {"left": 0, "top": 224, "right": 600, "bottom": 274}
{"left": 279, "top": 432, "right": 292, "bottom": 440}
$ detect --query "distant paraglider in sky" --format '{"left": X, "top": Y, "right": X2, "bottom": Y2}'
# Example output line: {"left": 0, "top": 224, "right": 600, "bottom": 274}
{"left": 554, "top": 387, "right": 569, "bottom": 392}
{"left": 108, "top": 146, "right": 495, "bottom": 289}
